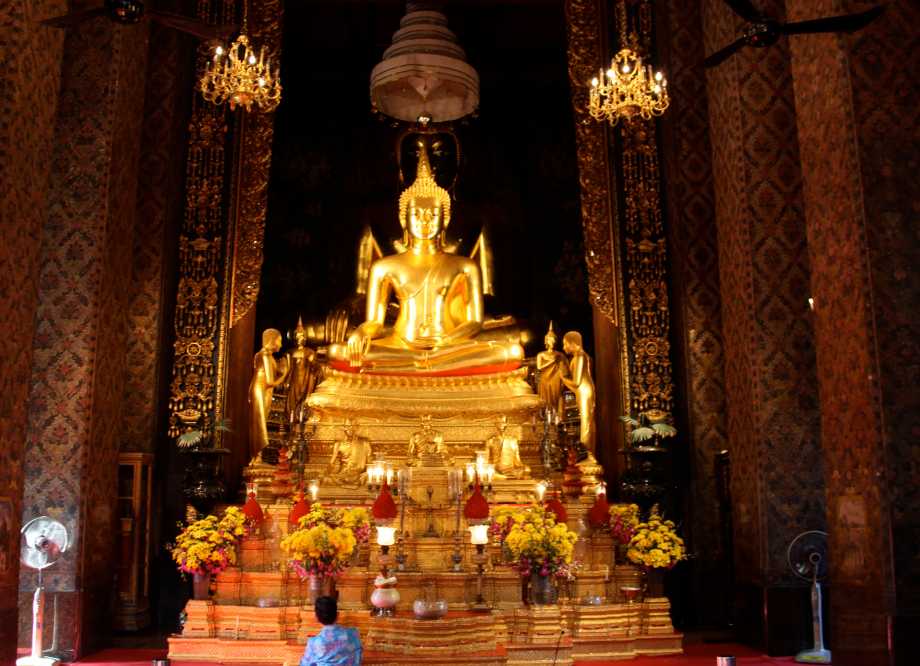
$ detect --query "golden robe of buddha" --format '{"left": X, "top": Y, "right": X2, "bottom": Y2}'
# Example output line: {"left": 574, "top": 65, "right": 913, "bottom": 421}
{"left": 328, "top": 142, "right": 523, "bottom": 375}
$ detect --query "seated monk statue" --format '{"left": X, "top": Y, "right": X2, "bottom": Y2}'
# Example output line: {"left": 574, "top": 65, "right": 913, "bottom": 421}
{"left": 323, "top": 419, "right": 372, "bottom": 488}
{"left": 328, "top": 141, "right": 524, "bottom": 375}
{"left": 485, "top": 416, "right": 530, "bottom": 479}
{"left": 407, "top": 416, "right": 450, "bottom": 467}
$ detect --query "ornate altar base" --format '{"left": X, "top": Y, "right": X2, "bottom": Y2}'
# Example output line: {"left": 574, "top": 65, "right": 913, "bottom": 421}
{"left": 167, "top": 500, "right": 682, "bottom": 665}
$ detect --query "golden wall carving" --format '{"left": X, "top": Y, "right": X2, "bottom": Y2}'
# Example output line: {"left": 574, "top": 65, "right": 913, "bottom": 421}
{"left": 169, "top": 0, "right": 281, "bottom": 438}
{"left": 564, "top": 0, "right": 675, "bottom": 417}
{"left": 618, "top": 2, "right": 674, "bottom": 415}
{"left": 230, "top": 0, "right": 282, "bottom": 328}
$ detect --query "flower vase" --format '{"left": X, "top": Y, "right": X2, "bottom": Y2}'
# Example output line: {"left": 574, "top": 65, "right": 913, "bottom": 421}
{"left": 531, "top": 573, "right": 558, "bottom": 605}
{"left": 308, "top": 574, "right": 336, "bottom": 603}
{"left": 645, "top": 568, "right": 665, "bottom": 598}
{"left": 192, "top": 571, "right": 210, "bottom": 600}
{"left": 520, "top": 574, "right": 531, "bottom": 605}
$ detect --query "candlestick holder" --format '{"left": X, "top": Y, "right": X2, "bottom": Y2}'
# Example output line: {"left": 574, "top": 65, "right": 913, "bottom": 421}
{"left": 423, "top": 486, "right": 438, "bottom": 537}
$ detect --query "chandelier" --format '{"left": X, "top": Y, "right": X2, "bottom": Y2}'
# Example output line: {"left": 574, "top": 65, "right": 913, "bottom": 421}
{"left": 588, "top": 1, "right": 668, "bottom": 124}
{"left": 199, "top": 3, "right": 281, "bottom": 113}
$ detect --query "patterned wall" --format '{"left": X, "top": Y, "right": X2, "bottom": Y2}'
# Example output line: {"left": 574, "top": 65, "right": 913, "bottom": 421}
{"left": 20, "top": 16, "right": 149, "bottom": 654}
{"left": 0, "top": 0, "right": 66, "bottom": 657}
{"left": 786, "top": 0, "right": 920, "bottom": 652}
{"left": 658, "top": 0, "right": 729, "bottom": 622}
{"left": 121, "top": 24, "right": 186, "bottom": 455}
{"left": 702, "top": 0, "right": 826, "bottom": 586}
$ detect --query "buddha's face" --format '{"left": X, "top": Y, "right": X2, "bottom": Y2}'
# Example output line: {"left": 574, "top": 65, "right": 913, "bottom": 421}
{"left": 544, "top": 333, "right": 556, "bottom": 351}
{"left": 408, "top": 197, "right": 442, "bottom": 241}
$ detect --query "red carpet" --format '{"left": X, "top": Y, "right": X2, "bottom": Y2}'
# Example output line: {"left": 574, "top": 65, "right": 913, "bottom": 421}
{"left": 62, "top": 643, "right": 798, "bottom": 665}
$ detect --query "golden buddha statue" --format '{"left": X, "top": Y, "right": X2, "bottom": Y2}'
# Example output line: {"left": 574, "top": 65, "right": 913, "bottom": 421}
{"left": 323, "top": 419, "right": 373, "bottom": 487}
{"left": 328, "top": 141, "right": 524, "bottom": 375}
{"left": 407, "top": 416, "right": 450, "bottom": 467}
{"left": 485, "top": 416, "right": 530, "bottom": 479}
{"left": 535, "top": 322, "right": 568, "bottom": 417}
{"left": 286, "top": 317, "right": 319, "bottom": 424}
{"left": 248, "top": 328, "right": 290, "bottom": 459}
{"left": 561, "top": 330, "right": 597, "bottom": 460}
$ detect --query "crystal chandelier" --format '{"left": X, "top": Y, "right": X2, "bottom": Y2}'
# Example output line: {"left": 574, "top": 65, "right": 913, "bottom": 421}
{"left": 588, "top": 1, "right": 668, "bottom": 124}
{"left": 199, "top": 2, "right": 281, "bottom": 113}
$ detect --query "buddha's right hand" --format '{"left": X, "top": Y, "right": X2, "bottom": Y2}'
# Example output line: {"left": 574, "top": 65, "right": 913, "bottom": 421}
{"left": 346, "top": 328, "right": 370, "bottom": 366}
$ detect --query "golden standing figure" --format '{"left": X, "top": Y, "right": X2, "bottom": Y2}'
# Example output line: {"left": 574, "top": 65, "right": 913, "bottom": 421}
{"left": 323, "top": 419, "right": 373, "bottom": 487}
{"left": 485, "top": 416, "right": 530, "bottom": 479}
{"left": 248, "top": 328, "right": 290, "bottom": 459}
{"left": 535, "top": 322, "right": 569, "bottom": 417}
{"left": 561, "top": 330, "right": 597, "bottom": 461}
{"left": 286, "top": 317, "right": 319, "bottom": 424}
{"left": 328, "top": 141, "right": 524, "bottom": 375}
{"left": 407, "top": 416, "right": 450, "bottom": 467}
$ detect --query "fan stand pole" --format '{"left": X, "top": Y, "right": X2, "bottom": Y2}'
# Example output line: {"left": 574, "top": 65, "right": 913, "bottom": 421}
{"left": 17, "top": 571, "right": 59, "bottom": 666}
{"left": 794, "top": 570, "right": 831, "bottom": 664}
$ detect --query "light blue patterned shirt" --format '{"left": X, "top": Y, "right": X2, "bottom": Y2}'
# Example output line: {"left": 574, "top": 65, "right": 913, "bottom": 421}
{"left": 301, "top": 624, "right": 363, "bottom": 666}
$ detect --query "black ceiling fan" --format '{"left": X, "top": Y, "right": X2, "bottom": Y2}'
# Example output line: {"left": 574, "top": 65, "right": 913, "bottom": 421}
{"left": 703, "top": 0, "right": 885, "bottom": 68}
{"left": 42, "top": 0, "right": 236, "bottom": 42}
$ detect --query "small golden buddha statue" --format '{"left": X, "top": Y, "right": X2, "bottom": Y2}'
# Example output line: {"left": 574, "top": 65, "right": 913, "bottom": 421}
{"left": 535, "top": 321, "right": 568, "bottom": 417}
{"left": 328, "top": 141, "right": 524, "bottom": 375}
{"left": 561, "top": 330, "right": 598, "bottom": 462}
{"left": 248, "top": 328, "right": 290, "bottom": 459}
{"left": 485, "top": 416, "right": 530, "bottom": 479}
{"left": 286, "top": 317, "right": 319, "bottom": 424}
{"left": 323, "top": 419, "right": 373, "bottom": 488}
{"left": 407, "top": 416, "right": 449, "bottom": 467}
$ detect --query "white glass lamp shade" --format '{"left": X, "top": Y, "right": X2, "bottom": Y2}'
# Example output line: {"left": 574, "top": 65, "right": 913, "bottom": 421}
{"left": 376, "top": 525, "right": 397, "bottom": 546}
{"left": 469, "top": 524, "right": 490, "bottom": 545}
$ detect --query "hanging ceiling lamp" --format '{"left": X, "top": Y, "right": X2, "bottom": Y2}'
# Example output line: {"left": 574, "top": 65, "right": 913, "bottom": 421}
{"left": 588, "top": 0, "right": 668, "bottom": 124}
{"left": 199, "top": 0, "right": 281, "bottom": 112}
{"left": 370, "top": 1, "right": 479, "bottom": 124}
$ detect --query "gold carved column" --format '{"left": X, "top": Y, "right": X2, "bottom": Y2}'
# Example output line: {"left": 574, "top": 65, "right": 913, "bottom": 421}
{"left": 564, "top": 0, "right": 629, "bottom": 481}
{"left": 167, "top": 0, "right": 282, "bottom": 494}
{"left": 564, "top": 0, "right": 676, "bottom": 479}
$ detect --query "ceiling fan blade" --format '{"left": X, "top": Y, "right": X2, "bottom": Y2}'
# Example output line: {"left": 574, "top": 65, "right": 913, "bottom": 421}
{"left": 41, "top": 6, "right": 107, "bottom": 28}
{"left": 703, "top": 38, "right": 747, "bottom": 68}
{"left": 779, "top": 5, "right": 885, "bottom": 35}
{"left": 147, "top": 10, "right": 237, "bottom": 41}
{"left": 723, "top": 0, "right": 762, "bottom": 22}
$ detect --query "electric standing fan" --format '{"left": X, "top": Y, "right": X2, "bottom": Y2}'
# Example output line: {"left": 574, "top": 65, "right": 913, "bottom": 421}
{"left": 787, "top": 530, "right": 831, "bottom": 664}
{"left": 17, "top": 516, "right": 69, "bottom": 666}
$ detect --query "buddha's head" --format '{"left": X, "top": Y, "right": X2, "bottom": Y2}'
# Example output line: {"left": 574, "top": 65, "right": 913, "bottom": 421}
{"left": 407, "top": 195, "right": 443, "bottom": 241}
{"left": 399, "top": 141, "right": 451, "bottom": 245}
{"left": 562, "top": 330, "right": 582, "bottom": 354}
{"left": 263, "top": 328, "right": 283, "bottom": 352}
{"left": 293, "top": 316, "right": 307, "bottom": 346}
{"left": 343, "top": 418, "right": 355, "bottom": 438}
{"left": 544, "top": 321, "right": 557, "bottom": 351}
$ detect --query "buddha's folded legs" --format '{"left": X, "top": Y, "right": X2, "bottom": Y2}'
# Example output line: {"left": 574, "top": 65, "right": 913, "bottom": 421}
{"left": 329, "top": 337, "right": 524, "bottom": 374}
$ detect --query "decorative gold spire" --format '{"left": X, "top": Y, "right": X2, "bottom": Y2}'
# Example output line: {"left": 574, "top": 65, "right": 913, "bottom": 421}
{"left": 398, "top": 140, "right": 452, "bottom": 230}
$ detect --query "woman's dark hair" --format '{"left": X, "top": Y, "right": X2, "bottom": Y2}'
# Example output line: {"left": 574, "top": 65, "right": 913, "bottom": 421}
{"left": 315, "top": 596, "right": 338, "bottom": 625}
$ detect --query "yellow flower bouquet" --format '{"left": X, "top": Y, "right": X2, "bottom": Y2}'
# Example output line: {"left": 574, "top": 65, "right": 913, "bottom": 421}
{"left": 281, "top": 522, "right": 357, "bottom": 579}
{"left": 281, "top": 502, "right": 367, "bottom": 578}
{"left": 626, "top": 505, "right": 686, "bottom": 570}
{"left": 495, "top": 505, "right": 578, "bottom": 578}
{"left": 170, "top": 506, "right": 246, "bottom": 575}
